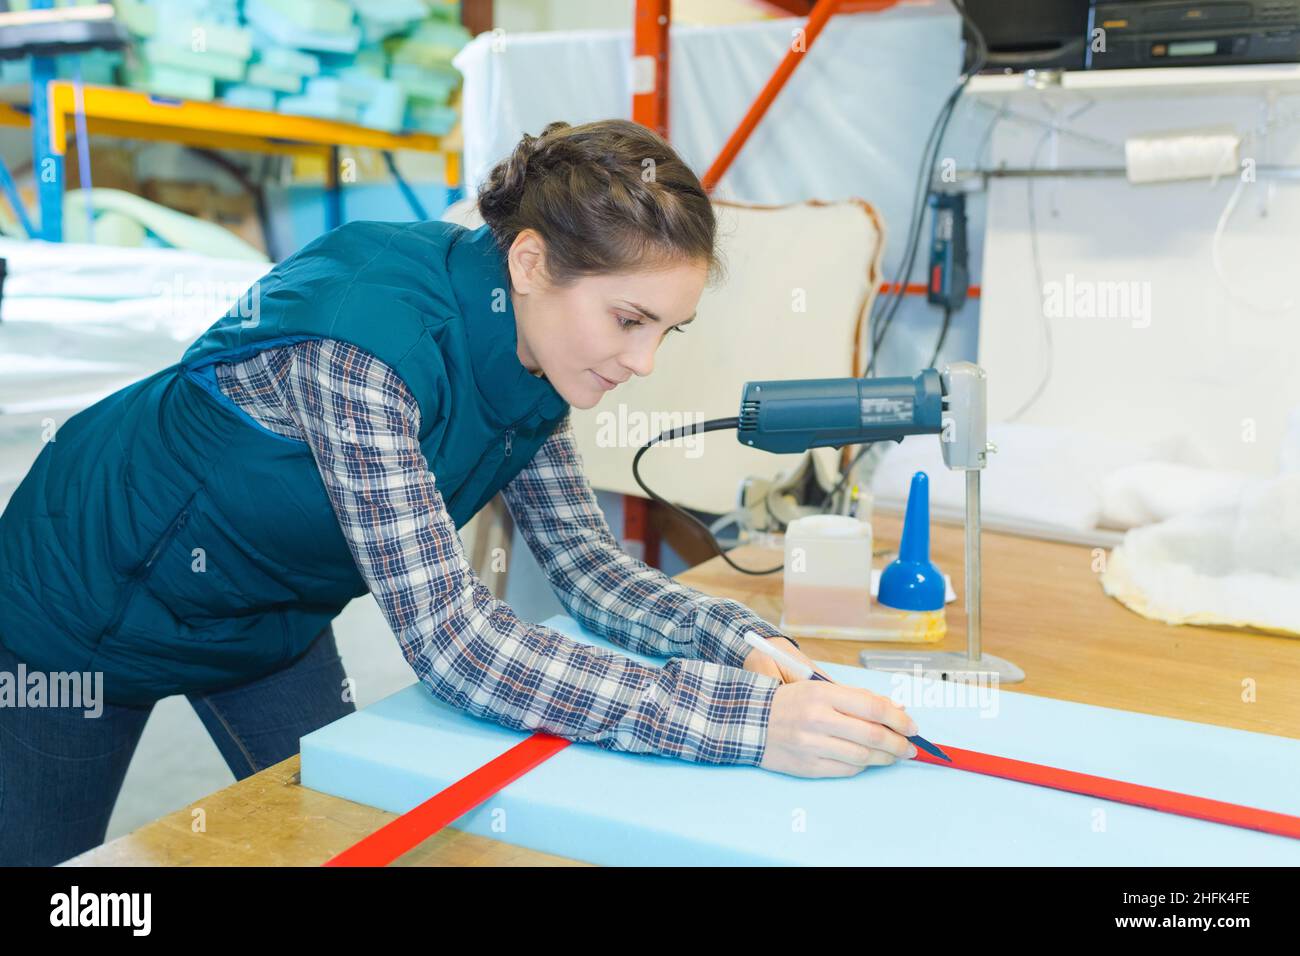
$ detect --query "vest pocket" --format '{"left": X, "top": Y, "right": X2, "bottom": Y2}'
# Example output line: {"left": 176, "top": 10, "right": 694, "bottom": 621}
{"left": 98, "top": 502, "right": 193, "bottom": 643}
{"left": 140, "top": 508, "right": 190, "bottom": 574}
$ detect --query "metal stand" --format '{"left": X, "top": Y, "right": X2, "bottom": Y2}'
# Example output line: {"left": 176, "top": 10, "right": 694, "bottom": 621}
{"left": 859, "top": 469, "right": 1025, "bottom": 684}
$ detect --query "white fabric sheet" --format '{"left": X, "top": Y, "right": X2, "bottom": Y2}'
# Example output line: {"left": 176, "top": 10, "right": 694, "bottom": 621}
{"left": 1098, "top": 406, "right": 1300, "bottom": 634}
{"left": 453, "top": 7, "right": 963, "bottom": 209}
{"left": 1101, "top": 474, "right": 1300, "bottom": 636}
{"left": 869, "top": 421, "right": 1206, "bottom": 536}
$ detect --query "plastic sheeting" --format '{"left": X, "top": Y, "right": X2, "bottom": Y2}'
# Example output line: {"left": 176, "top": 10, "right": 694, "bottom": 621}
{"left": 0, "top": 239, "right": 271, "bottom": 509}
{"left": 0, "top": 237, "right": 270, "bottom": 333}
{"left": 454, "top": 8, "right": 962, "bottom": 204}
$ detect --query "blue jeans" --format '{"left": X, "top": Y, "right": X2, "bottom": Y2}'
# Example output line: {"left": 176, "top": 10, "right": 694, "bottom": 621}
{"left": 0, "top": 625, "right": 355, "bottom": 866}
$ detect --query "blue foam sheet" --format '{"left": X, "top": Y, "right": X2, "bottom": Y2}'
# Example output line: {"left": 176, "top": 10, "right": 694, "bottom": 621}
{"left": 300, "top": 616, "right": 1300, "bottom": 865}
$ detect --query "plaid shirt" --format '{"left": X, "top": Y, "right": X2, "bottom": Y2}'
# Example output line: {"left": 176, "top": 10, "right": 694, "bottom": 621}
{"left": 214, "top": 338, "right": 791, "bottom": 765}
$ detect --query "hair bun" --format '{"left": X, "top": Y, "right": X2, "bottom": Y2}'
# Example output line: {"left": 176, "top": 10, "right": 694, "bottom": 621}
{"left": 475, "top": 118, "right": 718, "bottom": 288}
{"left": 516, "top": 121, "right": 572, "bottom": 167}
{"left": 477, "top": 123, "right": 571, "bottom": 228}
{"left": 515, "top": 131, "right": 541, "bottom": 164}
{"left": 537, "top": 120, "right": 571, "bottom": 140}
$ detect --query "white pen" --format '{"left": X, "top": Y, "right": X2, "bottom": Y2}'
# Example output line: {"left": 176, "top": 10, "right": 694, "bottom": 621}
{"left": 743, "top": 630, "right": 817, "bottom": 680}
{"left": 742, "top": 630, "right": 951, "bottom": 762}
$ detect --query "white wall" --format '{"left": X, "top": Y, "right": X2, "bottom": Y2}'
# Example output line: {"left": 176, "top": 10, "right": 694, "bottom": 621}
{"left": 975, "top": 84, "right": 1300, "bottom": 475}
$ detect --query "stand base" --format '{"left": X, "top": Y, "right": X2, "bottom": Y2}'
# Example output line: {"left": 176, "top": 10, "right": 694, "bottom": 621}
{"left": 857, "top": 649, "right": 1026, "bottom": 684}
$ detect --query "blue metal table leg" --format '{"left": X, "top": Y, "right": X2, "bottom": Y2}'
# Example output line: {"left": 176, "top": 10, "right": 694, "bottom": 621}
{"left": 326, "top": 145, "right": 342, "bottom": 231}
{"left": 30, "top": 55, "right": 64, "bottom": 242}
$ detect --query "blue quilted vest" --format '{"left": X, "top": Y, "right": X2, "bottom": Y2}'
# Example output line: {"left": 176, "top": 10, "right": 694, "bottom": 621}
{"left": 0, "top": 221, "right": 570, "bottom": 705}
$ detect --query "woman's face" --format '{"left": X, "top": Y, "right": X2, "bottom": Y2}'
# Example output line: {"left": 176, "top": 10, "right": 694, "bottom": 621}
{"left": 507, "top": 229, "right": 706, "bottom": 410}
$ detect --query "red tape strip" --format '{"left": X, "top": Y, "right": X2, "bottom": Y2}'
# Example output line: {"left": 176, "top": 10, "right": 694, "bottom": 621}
{"left": 324, "top": 732, "right": 1300, "bottom": 866}
{"left": 915, "top": 745, "right": 1300, "bottom": 840}
{"left": 324, "top": 733, "right": 571, "bottom": 867}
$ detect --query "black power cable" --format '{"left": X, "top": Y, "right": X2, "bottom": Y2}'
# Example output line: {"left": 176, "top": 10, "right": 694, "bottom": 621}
{"left": 631, "top": 420, "right": 875, "bottom": 577}
{"left": 631, "top": 417, "right": 785, "bottom": 576}
{"left": 866, "top": 0, "right": 988, "bottom": 376}
{"left": 927, "top": 304, "right": 954, "bottom": 369}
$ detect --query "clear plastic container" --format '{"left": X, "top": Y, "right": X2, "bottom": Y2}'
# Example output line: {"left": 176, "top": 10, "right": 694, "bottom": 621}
{"left": 780, "top": 515, "right": 872, "bottom": 636}
{"left": 779, "top": 512, "right": 947, "bottom": 643}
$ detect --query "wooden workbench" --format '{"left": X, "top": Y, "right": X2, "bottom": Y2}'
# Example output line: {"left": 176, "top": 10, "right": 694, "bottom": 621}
{"left": 66, "top": 513, "right": 1299, "bottom": 866}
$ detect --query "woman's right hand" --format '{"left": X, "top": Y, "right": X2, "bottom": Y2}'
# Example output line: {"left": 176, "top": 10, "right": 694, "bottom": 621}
{"left": 760, "top": 681, "right": 919, "bottom": 778}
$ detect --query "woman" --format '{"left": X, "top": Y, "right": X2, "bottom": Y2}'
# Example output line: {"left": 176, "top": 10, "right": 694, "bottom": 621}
{"left": 0, "top": 120, "right": 918, "bottom": 866}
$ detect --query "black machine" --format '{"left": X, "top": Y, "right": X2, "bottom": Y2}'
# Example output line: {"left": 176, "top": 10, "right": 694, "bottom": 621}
{"left": 926, "top": 192, "right": 968, "bottom": 314}
{"left": 960, "top": 0, "right": 1300, "bottom": 74}
{"left": 961, "top": 0, "right": 1094, "bottom": 73}
{"left": 1087, "top": 1, "right": 1300, "bottom": 68}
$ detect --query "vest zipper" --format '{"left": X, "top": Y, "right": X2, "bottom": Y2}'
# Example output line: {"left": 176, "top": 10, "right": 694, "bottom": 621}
{"left": 142, "top": 508, "right": 190, "bottom": 572}
{"left": 503, "top": 427, "right": 514, "bottom": 458}
{"left": 98, "top": 505, "right": 192, "bottom": 642}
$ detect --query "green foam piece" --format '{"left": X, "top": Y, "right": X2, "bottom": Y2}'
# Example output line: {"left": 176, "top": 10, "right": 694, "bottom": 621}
{"left": 386, "top": 20, "right": 471, "bottom": 66}
{"left": 257, "top": 45, "right": 320, "bottom": 77}
{"left": 390, "top": 63, "right": 458, "bottom": 103}
{"left": 352, "top": 46, "right": 387, "bottom": 76}
{"left": 219, "top": 84, "right": 278, "bottom": 112}
{"left": 246, "top": 63, "right": 303, "bottom": 94}
{"left": 113, "top": 0, "right": 157, "bottom": 38}
{"left": 277, "top": 95, "right": 361, "bottom": 124}
{"left": 405, "top": 102, "right": 457, "bottom": 136}
{"left": 141, "top": 41, "right": 247, "bottom": 81}
{"left": 259, "top": 0, "right": 354, "bottom": 35}
{"left": 57, "top": 49, "right": 122, "bottom": 85}
{"left": 154, "top": 21, "right": 253, "bottom": 60}
{"left": 64, "top": 188, "right": 267, "bottom": 261}
{"left": 123, "top": 63, "right": 216, "bottom": 101}
{"left": 359, "top": 82, "right": 407, "bottom": 132}
{"left": 305, "top": 76, "right": 371, "bottom": 107}
{"left": 65, "top": 207, "right": 147, "bottom": 247}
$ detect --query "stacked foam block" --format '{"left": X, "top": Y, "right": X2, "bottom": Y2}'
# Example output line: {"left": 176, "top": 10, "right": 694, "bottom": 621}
{"left": 107, "top": 0, "right": 467, "bottom": 133}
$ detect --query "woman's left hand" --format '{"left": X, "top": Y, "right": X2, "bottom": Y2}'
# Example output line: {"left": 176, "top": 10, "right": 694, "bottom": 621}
{"left": 742, "top": 636, "right": 832, "bottom": 684}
